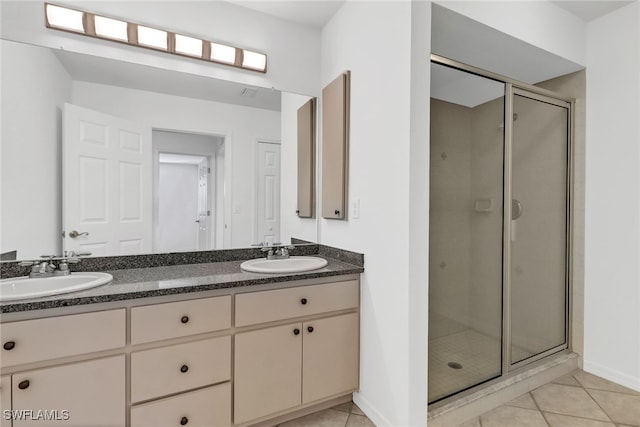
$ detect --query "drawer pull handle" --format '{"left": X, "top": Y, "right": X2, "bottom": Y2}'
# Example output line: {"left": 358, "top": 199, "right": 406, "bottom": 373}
{"left": 180, "top": 365, "right": 189, "bottom": 373}
{"left": 3, "top": 341, "right": 15, "bottom": 351}
{"left": 181, "top": 316, "right": 189, "bottom": 324}
{"left": 300, "top": 298, "right": 307, "bottom": 305}
{"left": 293, "top": 328, "right": 300, "bottom": 336}
{"left": 18, "top": 380, "right": 30, "bottom": 390}
{"left": 307, "top": 326, "right": 314, "bottom": 333}
{"left": 180, "top": 416, "right": 189, "bottom": 425}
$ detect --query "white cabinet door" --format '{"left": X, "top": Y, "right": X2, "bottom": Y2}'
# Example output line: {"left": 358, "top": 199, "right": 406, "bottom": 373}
{"left": 1, "top": 375, "right": 10, "bottom": 427}
{"left": 234, "top": 323, "right": 301, "bottom": 424}
{"left": 12, "top": 356, "right": 125, "bottom": 427}
{"left": 302, "top": 313, "right": 359, "bottom": 404}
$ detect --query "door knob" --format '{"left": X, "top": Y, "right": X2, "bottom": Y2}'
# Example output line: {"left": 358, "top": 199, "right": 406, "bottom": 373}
{"left": 68, "top": 230, "right": 89, "bottom": 238}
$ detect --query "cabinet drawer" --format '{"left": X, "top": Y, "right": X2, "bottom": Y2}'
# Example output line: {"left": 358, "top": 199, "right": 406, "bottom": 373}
{"left": 0, "top": 309, "right": 125, "bottom": 368}
{"left": 131, "top": 336, "right": 230, "bottom": 402}
{"left": 131, "top": 296, "right": 231, "bottom": 344}
{"left": 131, "top": 382, "right": 231, "bottom": 427}
{"left": 235, "top": 280, "right": 359, "bottom": 327}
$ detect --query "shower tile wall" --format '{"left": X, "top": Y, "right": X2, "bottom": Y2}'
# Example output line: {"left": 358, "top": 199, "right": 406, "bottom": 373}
{"left": 429, "top": 99, "right": 473, "bottom": 339}
{"left": 429, "top": 96, "right": 504, "bottom": 401}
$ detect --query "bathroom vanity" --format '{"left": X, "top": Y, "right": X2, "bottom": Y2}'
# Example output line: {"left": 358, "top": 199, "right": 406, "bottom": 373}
{"left": 0, "top": 249, "right": 363, "bottom": 427}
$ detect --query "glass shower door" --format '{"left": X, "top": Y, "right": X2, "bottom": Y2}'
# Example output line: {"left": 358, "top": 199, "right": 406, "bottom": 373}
{"left": 509, "top": 90, "right": 570, "bottom": 365}
{"left": 428, "top": 62, "right": 505, "bottom": 402}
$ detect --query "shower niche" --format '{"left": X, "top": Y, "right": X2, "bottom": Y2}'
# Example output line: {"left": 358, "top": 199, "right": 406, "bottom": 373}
{"left": 428, "top": 59, "right": 571, "bottom": 403}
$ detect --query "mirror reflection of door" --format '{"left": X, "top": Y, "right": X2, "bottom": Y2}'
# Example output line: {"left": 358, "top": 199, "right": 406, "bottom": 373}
{"left": 157, "top": 153, "right": 210, "bottom": 253}
{"left": 152, "top": 130, "right": 224, "bottom": 253}
{"left": 63, "top": 103, "right": 152, "bottom": 257}
{"left": 256, "top": 141, "right": 281, "bottom": 246}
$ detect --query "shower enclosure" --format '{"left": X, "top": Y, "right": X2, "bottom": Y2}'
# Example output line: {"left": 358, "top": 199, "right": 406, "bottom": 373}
{"left": 428, "top": 57, "right": 572, "bottom": 403}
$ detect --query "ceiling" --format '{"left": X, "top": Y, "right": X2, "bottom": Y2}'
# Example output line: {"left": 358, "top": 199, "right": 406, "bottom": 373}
{"left": 551, "top": 1, "right": 635, "bottom": 21}
{"left": 53, "top": 49, "right": 282, "bottom": 111}
{"left": 224, "top": 0, "right": 345, "bottom": 29}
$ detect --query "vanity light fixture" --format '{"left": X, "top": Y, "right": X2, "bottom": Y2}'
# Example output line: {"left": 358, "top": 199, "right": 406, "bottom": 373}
{"left": 137, "top": 26, "right": 168, "bottom": 50}
{"left": 175, "top": 34, "right": 202, "bottom": 57}
{"left": 94, "top": 15, "right": 128, "bottom": 42}
{"left": 43, "top": 3, "right": 268, "bottom": 73}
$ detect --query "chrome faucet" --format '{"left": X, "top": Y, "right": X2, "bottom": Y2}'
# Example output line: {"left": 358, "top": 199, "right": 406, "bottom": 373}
{"left": 18, "top": 252, "right": 91, "bottom": 278}
{"left": 261, "top": 244, "right": 295, "bottom": 260}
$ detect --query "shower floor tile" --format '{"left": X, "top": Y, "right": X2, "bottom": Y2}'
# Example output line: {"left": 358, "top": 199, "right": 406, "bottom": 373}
{"left": 428, "top": 329, "right": 531, "bottom": 402}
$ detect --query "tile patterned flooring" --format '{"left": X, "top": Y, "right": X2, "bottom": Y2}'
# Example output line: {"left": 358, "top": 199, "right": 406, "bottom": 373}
{"left": 459, "top": 369, "right": 640, "bottom": 427}
{"left": 281, "top": 370, "right": 639, "bottom": 426}
{"left": 278, "top": 401, "right": 375, "bottom": 427}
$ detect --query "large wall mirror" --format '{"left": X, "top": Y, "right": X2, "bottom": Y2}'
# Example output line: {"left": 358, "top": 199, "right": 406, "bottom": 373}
{"left": 0, "top": 38, "right": 318, "bottom": 261}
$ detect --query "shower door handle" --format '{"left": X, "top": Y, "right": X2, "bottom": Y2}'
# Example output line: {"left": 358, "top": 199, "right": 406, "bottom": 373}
{"left": 512, "top": 199, "right": 523, "bottom": 220}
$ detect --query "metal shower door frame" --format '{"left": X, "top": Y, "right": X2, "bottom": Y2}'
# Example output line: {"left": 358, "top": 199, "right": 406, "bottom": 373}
{"left": 430, "top": 54, "right": 575, "bottom": 381}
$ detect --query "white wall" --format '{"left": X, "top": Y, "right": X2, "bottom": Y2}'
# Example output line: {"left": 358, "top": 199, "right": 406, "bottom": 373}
{"left": 584, "top": 1, "right": 640, "bottom": 391}
{"left": 320, "top": 2, "right": 430, "bottom": 425}
{"left": 0, "top": 1, "right": 321, "bottom": 96}
{"left": 434, "top": 1, "right": 587, "bottom": 67}
{"left": 280, "top": 92, "right": 318, "bottom": 243}
{"left": 71, "top": 81, "right": 281, "bottom": 248}
{"left": 0, "top": 40, "right": 72, "bottom": 259}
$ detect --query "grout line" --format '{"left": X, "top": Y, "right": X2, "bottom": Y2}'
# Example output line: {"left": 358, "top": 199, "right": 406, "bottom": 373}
{"left": 539, "top": 410, "right": 552, "bottom": 427}
{"left": 583, "top": 386, "right": 640, "bottom": 397}
{"left": 344, "top": 412, "right": 351, "bottom": 427}
{"left": 583, "top": 387, "right": 616, "bottom": 423}
{"left": 541, "top": 409, "right": 616, "bottom": 425}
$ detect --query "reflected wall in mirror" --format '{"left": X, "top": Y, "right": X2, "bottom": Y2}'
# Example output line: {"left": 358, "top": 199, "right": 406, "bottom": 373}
{"left": 0, "top": 38, "right": 318, "bottom": 260}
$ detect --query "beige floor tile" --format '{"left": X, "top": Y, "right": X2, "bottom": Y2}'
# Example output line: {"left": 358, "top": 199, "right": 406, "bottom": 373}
{"left": 333, "top": 402, "right": 354, "bottom": 413}
{"left": 531, "top": 384, "right": 610, "bottom": 422}
{"left": 586, "top": 389, "right": 640, "bottom": 426}
{"left": 552, "top": 372, "right": 582, "bottom": 387}
{"left": 279, "top": 409, "right": 349, "bottom": 427}
{"left": 345, "top": 414, "right": 375, "bottom": 427}
{"left": 544, "top": 412, "right": 615, "bottom": 427}
{"left": 506, "top": 393, "right": 539, "bottom": 410}
{"left": 457, "top": 417, "right": 481, "bottom": 427}
{"left": 573, "top": 371, "right": 640, "bottom": 396}
{"left": 351, "top": 404, "right": 364, "bottom": 416}
{"left": 480, "top": 406, "right": 548, "bottom": 427}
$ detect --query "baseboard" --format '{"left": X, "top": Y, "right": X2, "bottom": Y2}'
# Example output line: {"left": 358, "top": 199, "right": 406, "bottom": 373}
{"left": 352, "top": 392, "right": 394, "bottom": 427}
{"left": 583, "top": 359, "right": 640, "bottom": 392}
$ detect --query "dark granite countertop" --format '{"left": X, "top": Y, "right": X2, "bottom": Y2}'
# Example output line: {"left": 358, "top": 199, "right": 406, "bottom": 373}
{"left": 0, "top": 256, "right": 364, "bottom": 314}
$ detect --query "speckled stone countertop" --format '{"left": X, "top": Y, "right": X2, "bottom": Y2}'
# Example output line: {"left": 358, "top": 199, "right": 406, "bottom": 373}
{"left": 0, "top": 256, "right": 364, "bottom": 314}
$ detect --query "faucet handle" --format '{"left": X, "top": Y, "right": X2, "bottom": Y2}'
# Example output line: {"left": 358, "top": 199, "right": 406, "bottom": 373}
{"left": 18, "top": 261, "right": 37, "bottom": 267}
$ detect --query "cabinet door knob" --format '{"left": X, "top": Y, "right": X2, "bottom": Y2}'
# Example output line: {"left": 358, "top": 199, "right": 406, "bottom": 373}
{"left": 307, "top": 326, "right": 314, "bottom": 333}
{"left": 3, "top": 341, "right": 15, "bottom": 351}
{"left": 181, "top": 316, "right": 189, "bottom": 324}
{"left": 18, "top": 380, "right": 30, "bottom": 390}
{"left": 296, "top": 209, "right": 300, "bottom": 214}
{"left": 335, "top": 209, "right": 340, "bottom": 215}
{"left": 180, "top": 365, "right": 189, "bottom": 373}
{"left": 300, "top": 298, "right": 307, "bottom": 305}
{"left": 293, "top": 328, "right": 300, "bottom": 336}
{"left": 180, "top": 416, "right": 189, "bottom": 425}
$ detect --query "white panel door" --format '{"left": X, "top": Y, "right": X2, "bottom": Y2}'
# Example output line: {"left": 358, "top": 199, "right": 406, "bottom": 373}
{"left": 197, "top": 157, "right": 209, "bottom": 250}
{"left": 256, "top": 142, "right": 281, "bottom": 246}
{"left": 63, "top": 103, "right": 152, "bottom": 256}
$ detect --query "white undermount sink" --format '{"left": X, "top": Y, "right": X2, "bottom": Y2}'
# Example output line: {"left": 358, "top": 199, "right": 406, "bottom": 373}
{"left": 240, "top": 256, "right": 328, "bottom": 274}
{"left": 0, "top": 272, "right": 113, "bottom": 302}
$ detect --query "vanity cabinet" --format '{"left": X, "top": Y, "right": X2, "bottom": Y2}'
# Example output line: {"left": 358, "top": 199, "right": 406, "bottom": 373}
{"left": 234, "top": 280, "right": 360, "bottom": 425}
{"left": 12, "top": 356, "right": 125, "bottom": 427}
{"left": 0, "top": 276, "right": 359, "bottom": 427}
